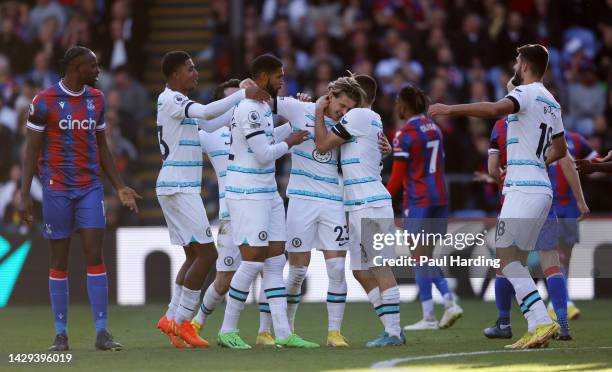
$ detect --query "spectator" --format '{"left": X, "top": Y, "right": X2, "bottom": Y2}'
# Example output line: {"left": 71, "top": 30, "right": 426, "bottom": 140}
{"left": 26, "top": 0, "right": 67, "bottom": 41}
{"left": 0, "top": 17, "right": 30, "bottom": 74}
{"left": 566, "top": 63, "right": 607, "bottom": 136}
{"left": 22, "top": 51, "right": 60, "bottom": 89}
{"left": 110, "top": 65, "right": 149, "bottom": 142}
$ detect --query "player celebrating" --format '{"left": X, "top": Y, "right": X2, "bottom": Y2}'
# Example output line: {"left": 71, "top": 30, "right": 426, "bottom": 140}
{"left": 20, "top": 46, "right": 141, "bottom": 351}
{"left": 192, "top": 79, "right": 292, "bottom": 347}
{"left": 429, "top": 44, "right": 566, "bottom": 349}
{"left": 313, "top": 74, "right": 405, "bottom": 347}
{"left": 483, "top": 99, "right": 589, "bottom": 341}
{"left": 155, "top": 51, "right": 270, "bottom": 348}
{"left": 218, "top": 54, "right": 317, "bottom": 349}
{"left": 387, "top": 85, "right": 463, "bottom": 331}
{"left": 272, "top": 77, "right": 366, "bottom": 347}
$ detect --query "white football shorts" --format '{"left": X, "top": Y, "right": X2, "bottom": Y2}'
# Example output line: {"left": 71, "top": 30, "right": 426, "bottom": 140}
{"left": 286, "top": 198, "right": 348, "bottom": 252}
{"left": 157, "top": 193, "right": 214, "bottom": 246}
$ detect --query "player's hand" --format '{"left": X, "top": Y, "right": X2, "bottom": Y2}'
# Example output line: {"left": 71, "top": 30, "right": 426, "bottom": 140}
{"left": 576, "top": 200, "right": 590, "bottom": 221}
{"left": 296, "top": 92, "right": 312, "bottom": 102}
{"left": 245, "top": 86, "right": 271, "bottom": 102}
{"left": 473, "top": 171, "right": 496, "bottom": 184}
{"left": 285, "top": 130, "right": 309, "bottom": 148}
{"left": 378, "top": 132, "right": 392, "bottom": 158}
{"left": 428, "top": 103, "right": 451, "bottom": 117}
{"left": 575, "top": 159, "right": 594, "bottom": 174}
{"left": 239, "top": 78, "right": 257, "bottom": 89}
{"left": 118, "top": 186, "right": 142, "bottom": 213}
{"left": 19, "top": 192, "right": 34, "bottom": 226}
{"left": 315, "top": 95, "right": 330, "bottom": 115}
{"left": 596, "top": 150, "right": 612, "bottom": 162}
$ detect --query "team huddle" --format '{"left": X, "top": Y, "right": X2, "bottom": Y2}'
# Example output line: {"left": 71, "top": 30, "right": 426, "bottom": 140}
{"left": 21, "top": 42, "right": 599, "bottom": 352}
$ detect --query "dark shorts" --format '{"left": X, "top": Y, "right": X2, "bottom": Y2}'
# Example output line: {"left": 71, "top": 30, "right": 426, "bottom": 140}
{"left": 403, "top": 205, "right": 449, "bottom": 235}
{"left": 42, "top": 185, "right": 105, "bottom": 239}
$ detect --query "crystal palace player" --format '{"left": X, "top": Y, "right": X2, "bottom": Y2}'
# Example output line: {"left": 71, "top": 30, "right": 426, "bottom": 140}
{"left": 20, "top": 46, "right": 141, "bottom": 351}
{"left": 387, "top": 85, "right": 463, "bottom": 331}
{"left": 429, "top": 44, "right": 565, "bottom": 349}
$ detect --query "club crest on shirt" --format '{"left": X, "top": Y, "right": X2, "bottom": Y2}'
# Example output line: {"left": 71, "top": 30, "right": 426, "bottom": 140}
{"left": 312, "top": 149, "right": 332, "bottom": 163}
{"left": 174, "top": 94, "right": 185, "bottom": 105}
{"left": 87, "top": 99, "right": 95, "bottom": 111}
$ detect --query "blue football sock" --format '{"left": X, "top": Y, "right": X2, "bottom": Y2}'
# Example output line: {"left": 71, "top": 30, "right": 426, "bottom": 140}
{"left": 87, "top": 264, "right": 108, "bottom": 334}
{"left": 49, "top": 269, "right": 69, "bottom": 335}
{"left": 560, "top": 265, "right": 570, "bottom": 302}
{"left": 495, "top": 276, "right": 513, "bottom": 326}
{"left": 415, "top": 265, "right": 433, "bottom": 302}
{"left": 546, "top": 271, "right": 568, "bottom": 330}
{"left": 430, "top": 266, "right": 450, "bottom": 297}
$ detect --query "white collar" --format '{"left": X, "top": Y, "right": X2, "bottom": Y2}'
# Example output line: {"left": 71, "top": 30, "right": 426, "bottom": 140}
{"left": 59, "top": 80, "right": 85, "bottom": 96}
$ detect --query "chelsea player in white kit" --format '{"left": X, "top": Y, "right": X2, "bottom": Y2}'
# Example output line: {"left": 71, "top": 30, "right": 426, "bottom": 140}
{"left": 218, "top": 54, "right": 318, "bottom": 349}
{"left": 155, "top": 51, "right": 270, "bottom": 348}
{"left": 192, "top": 79, "right": 292, "bottom": 346}
{"left": 429, "top": 44, "right": 566, "bottom": 349}
{"left": 273, "top": 77, "right": 365, "bottom": 347}
{"left": 314, "top": 75, "right": 405, "bottom": 347}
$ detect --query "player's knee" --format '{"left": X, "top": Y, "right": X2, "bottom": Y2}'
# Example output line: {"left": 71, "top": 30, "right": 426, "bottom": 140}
{"left": 214, "top": 275, "right": 232, "bottom": 295}
{"left": 288, "top": 265, "right": 308, "bottom": 287}
{"left": 325, "top": 257, "right": 346, "bottom": 283}
{"left": 539, "top": 250, "right": 561, "bottom": 271}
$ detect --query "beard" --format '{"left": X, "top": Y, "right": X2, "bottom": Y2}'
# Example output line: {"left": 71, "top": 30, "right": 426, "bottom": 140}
{"left": 266, "top": 81, "right": 279, "bottom": 98}
{"left": 511, "top": 70, "right": 523, "bottom": 87}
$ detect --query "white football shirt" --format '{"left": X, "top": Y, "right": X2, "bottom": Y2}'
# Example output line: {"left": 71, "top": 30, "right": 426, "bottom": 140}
{"left": 504, "top": 82, "right": 564, "bottom": 196}
{"left": 333, "top": 108, "right": 391, "bottom": 210}
{"left": 275, "top": 96, "right": 343, "bottom": 203}
{"left": 199, "top": 127, "right": 231, "bottom": 220}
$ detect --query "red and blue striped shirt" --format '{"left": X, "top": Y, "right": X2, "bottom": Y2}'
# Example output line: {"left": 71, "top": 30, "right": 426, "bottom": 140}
{"left": 392, "top": 115, "right": 448, "bottom": 208}
{"left": 26, "top": 81, "right": 106, "bottom": 193}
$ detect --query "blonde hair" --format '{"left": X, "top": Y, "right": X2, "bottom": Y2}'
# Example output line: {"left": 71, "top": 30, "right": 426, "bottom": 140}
{"left": 327, "top": 76, "right": 366, "bottom": 106}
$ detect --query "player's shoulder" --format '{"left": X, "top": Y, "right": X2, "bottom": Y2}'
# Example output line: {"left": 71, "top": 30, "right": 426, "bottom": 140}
{"left": 158, "top": 87, "right": 188, "bottom": 105}
{"left": 235, "top": 98, "right": 268, "bottom": 115}
{"left": 343, "top": 107, "right": 374, "bottom": 120}
{"left": 34, "top": 84, "right": 59, "bottom": 100}
{"left": 85, "top": 85, "right": 104, "bottom": 98}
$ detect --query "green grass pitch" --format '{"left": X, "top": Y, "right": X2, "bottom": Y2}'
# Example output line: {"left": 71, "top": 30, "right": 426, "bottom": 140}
{"left": 1, "top": 300, "right": 611, "bottom": 371}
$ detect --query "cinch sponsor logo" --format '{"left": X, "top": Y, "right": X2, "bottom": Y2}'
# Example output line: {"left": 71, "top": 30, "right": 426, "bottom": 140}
{"left": 59, "top": 115, "right": 96, "bottom": 130}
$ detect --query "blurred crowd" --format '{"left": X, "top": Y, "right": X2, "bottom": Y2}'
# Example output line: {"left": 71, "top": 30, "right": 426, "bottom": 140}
{"left": 2, "top": 0, "right": 612, "bottom": 232}
{"left": 204, "top": 0, "right": 612, "bottom": 215}
{"left": 0, "top": 0, "right": 149, "bottom": 233}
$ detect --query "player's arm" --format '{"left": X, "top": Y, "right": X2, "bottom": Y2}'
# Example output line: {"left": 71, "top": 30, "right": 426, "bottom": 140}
{"left": 187, "top": 87, "right": 270, "bottom": 121}
{"left": 196, "top": 108, "right": 234, "bottom": 132}
{"left": 96, "top": 130, "right": 142, "bottom": 213}
{"left": 313, "top": 96, "right": 347, "bottom": 153}
{"left": 19, "top": 128, "right": 44, "bottom": 225}
{"left": 576, "top": 159, "right": 612, "bottom": 174}
{"left": 545, "top": 134, "right": 568, "bottom": 165}
{"left": 273, "top": 122, "right": 292, "bottom": 142}
{"left": 428, "top": 98, "right": 516, "bottom": 119}
{"left": 487, "top": 153, "right": 503, "bottom": 184}
{"left": 239, "top": 106, "right": 307, "bottom": 163}
{"left": 558, "top": 154, "right": 589, "bottom": 219}
{"left": 387, "top": 130, "right": 409, "bottom": 196}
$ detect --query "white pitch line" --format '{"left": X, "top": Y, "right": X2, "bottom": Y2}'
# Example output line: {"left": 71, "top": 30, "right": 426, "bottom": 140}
{"left": 371, "top": 346, "right": 612, "bottom": 369}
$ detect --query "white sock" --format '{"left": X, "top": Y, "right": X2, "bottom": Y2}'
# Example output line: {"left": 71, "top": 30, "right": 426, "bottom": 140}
{"left": 220, "top": 261, "right": 263, "bottom": 333}
{"left": 367, "top": 287, "right": 383, "bottom": 326}
{"left": 194, "top": 283, "right": 224, "bottom": 325}
{"left": 421, "top": 299, "right": 436, "bottom": 321}
{"left": 285, "top": 265, "right": 307, "bottom": 331}
{"left": 258, "top": 284, "right": 272, "bottom": 333}
{"left": 443, "top": 292, "right": 454, "bottom": 309}
{"left": 174, "top": 287, "right": 201, "bottom": 324}
{"left": 325, "top": 257, "right": 347, "bottom": 332}
{"left": 166, "top": 283, "right": 182, "bottom": 320}
{"left": 263, "top": 254, "right": 291, "bottom": 339}
{"left": 380, "top": 287, "right": 401, "bottom": 337}
{"left": 502, "top": 261, "right": 551, "bottom": 333}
